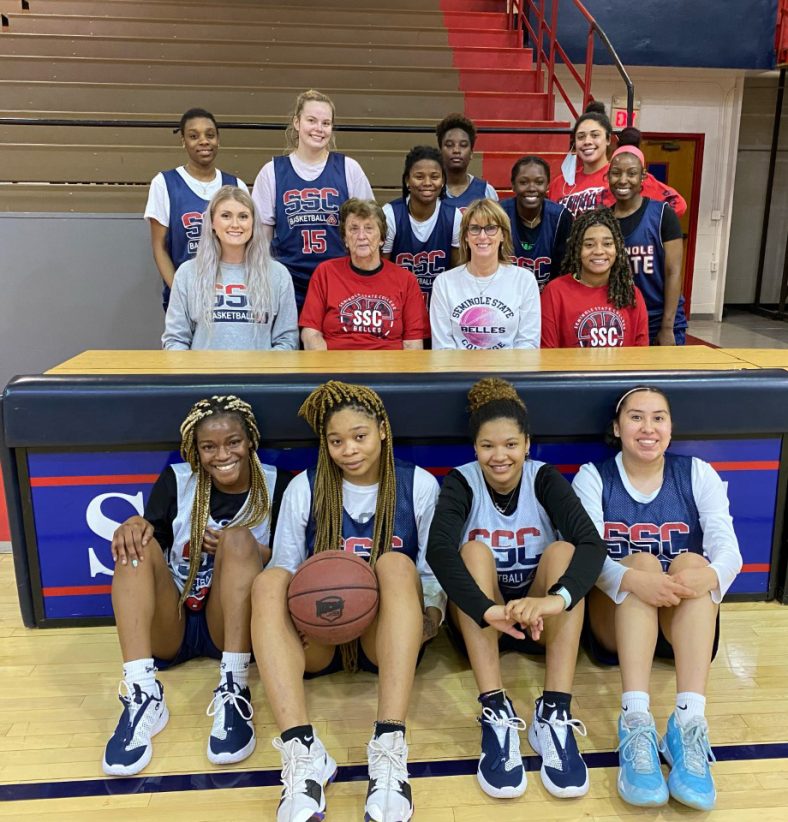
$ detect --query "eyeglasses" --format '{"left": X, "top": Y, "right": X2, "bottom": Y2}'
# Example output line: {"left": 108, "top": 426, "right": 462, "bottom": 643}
{"left": 467, "top": 224, "right": 501, "bottom": 237}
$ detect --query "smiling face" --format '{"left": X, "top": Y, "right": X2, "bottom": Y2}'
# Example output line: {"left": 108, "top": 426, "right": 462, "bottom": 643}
{"left": 440, "top": 127, "right": 473, "bottom": 175}
{"left": 465, "top": 220, "right": 503, "bottom": 265}
{"left": 182, "top": 116, "right": 219, "bottom": 169}
{"left": 474, "top": 417, "right": 529, "bottom": 494}
{"left": 614, "top": 390, "right": 672, "bottom": 465}
{"left": 608, "top": 153, "right": 645, "bottom": 204}
{"left": 325, "top": 407, "right": 385, "bottom": 486}
{"left": 579, "top": 223, "right": 616, "bottom": 283}
{"left": 211, "top": 198, "right": 253, "bottom": 256}
{"left": 512, "top": 161, "right": 549, "bottom": 215}
{"left": 406, "top": 159, "right": 444, "bottom": 206}
{"left": 294, "top": 100, "right": 334, "bottom": 154}
{"left": 573, "top": 117, "right": 610, "bottom": 172}
{"left": 195, "top": 415, "right": 252, "bottom": 493}
{"left": 344, "top": 213, "right": 383, "bottom": 267}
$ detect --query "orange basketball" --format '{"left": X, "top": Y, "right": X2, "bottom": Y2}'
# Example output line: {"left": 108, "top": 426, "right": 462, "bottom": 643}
{"left": 287, "top": 550, "right": 379, "bottom": 644}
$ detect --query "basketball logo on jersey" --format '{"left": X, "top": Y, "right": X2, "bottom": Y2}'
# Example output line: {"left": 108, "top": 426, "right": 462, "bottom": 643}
{"left": 338, "top": 294, "right": 397, "bottom": 338}
{"left": 626, "top": 244, "right": 656, "bottom": 275}
{"left": 575, "top": 306, "right": 626, "bottom": 347}
{"left": 342, "top": 535, "right": 404, "bottom": 558}
{"left": 511, "top": 255, "right": 551, "bottom": 289}
{"left": 181, "top": 211, "right": 203, "bottom": 255}
{"left": 212, "top": 283, "right": 267, "bottom": 324}
{"left": 282, "top": 187, "right": 341, "bottom": 228}
{"left": 469, "top": 526, "right": 542, "bottom": 593}
{"left": 604, "top": 521, "right": 692, "bottom": 570}
{"left": 452, "top": 297, "right": 514, "bottom": 349}
{"left": 175, "top": 539, "right": 214, "bottom": 611}
{"left": 395, "top": 250, "right": 446, "bottom": 291}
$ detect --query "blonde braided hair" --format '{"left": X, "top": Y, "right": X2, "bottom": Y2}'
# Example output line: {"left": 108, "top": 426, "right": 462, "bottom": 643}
{"left": 178, "top": 395, "right": 270, "bottom": 611}
{"left": 298, "top": 381, "right": 396, "bottom": 670}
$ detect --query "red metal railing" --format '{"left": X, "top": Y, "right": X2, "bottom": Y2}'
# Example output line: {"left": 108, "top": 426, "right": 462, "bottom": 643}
{"left": 507, "top": 0, "right": 634, "bottom": 125}
{"left": 777, "top": 0, "right": 788, "bottom": 65}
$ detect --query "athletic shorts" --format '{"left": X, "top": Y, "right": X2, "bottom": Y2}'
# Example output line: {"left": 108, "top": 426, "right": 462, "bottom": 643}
{"left": 304, "top": 642, "right": 428, "bottom": 679}
{"left": 153, "top": 606, "right": 222, "bottom": 670}
{"left": 446, "top": 579, "right": 546, "bottom": 657}
{"left": 582, "top": 607, "right": 720, "bottom": 666}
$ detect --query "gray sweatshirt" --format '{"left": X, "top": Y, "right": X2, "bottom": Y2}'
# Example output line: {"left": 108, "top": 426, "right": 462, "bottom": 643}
{"left": 162, "top": 259, "right": 298, "bottom": 350}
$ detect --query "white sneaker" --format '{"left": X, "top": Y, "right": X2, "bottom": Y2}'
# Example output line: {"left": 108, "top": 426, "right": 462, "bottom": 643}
{"left": 365, "top": 731, "right": 414, "bottom": 822}
{"left": 273, "top": 734, "right": 337, "bottom": 822}
{"left": 102, "top": 679, "right": 169, "bottom": 776}
{"left": 205, "top": 672, "right": 256, "bottom": 765}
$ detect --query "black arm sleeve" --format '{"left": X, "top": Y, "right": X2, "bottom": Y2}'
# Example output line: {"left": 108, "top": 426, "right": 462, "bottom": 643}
{"left": 552, "top": 208, "right": 573, "bottom": 278}
{"left": 142, "top": 466, "right": 178, "bottom": 552}
{"left": 660, "top": 204, "right": 683, "bottom": 242}
{"left": 426, "top": 470, "right": 496, "bottom": 627}
{"left": 269, "top": 468, "right": 292, "bottom": 543}
{"left": 534, "top": 464, "right": 607, "bottom": 607}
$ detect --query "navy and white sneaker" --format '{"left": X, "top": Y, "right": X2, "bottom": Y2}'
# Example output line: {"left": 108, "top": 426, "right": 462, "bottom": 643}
{"left": 476, "top": 697, "right": 527, "bottom": 798}
{"left": 273, "top": 734, "right": 337, "bottom": 822}
{"left": 102, "top": 679, "right": 169, "bottom": 776}
{"left": 206, "top": 672, "right": 256, "bottom": 765}
{"left": 528, "top": 697, "right": 589, "bottom": 798}
{"left": 365, "top": 730, "right": 414, "bottom": 821}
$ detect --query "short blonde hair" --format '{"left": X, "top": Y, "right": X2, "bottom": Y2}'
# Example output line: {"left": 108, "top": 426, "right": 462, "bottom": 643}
{"left": 459, "top": 198, "right": 513, "bottom": 264}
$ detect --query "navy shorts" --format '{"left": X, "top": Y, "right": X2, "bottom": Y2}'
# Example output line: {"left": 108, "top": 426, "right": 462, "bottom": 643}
{"left": 304, "top": 641, "right": 428, "bottom": 679}
{"left": 583, "top": 608, "right": 720, "bottom": 666}
{"left": 153, "top": 606, "right": 222, "bottom": 670}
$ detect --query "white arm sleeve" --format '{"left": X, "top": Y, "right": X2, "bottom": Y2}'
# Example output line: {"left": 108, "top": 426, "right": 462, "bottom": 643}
{"left": 413, "top": 467, "right": 447, "bottom": 618}
{"left": 451, "top": 208, "right": 462, "bottom": 247}
{"left": 270, "top": 472, "right": 311, "bottom": 573}
{"left": 484, "top": 182, "right": 499, "bottom": 201}
{"left": 144, "top": 173, "right": 170, "bottom": 225}
{"left": 345, "top": 156, "right": 375, "bottom": 199}
{"left": 692, "top": 458, "right": 743, "bottom": 602}
{"left": 251, "top": 161, "right": 277, "bottom": 226}
{"left": 382, "top": 202, "right": 397, "bottom": 254}
{"left": 161, "top": 262, "right": 194, "bottom": 350}
{"left": 428, "top": 273, "right": 454, "bottom": 350}
{"left": 572, "top": 463, "right": 629, "bottom": 602}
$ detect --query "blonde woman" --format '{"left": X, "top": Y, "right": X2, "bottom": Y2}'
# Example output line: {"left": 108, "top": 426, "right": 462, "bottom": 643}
{"left": 163, "top": 186, "right": 297, "bottom": 350}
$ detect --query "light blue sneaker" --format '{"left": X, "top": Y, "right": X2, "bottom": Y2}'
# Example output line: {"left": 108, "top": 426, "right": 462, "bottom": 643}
{"left": 616, "top": 712, "right": 668, "bottom": 807}
{"left": 661, "top": 712, "right": 717, "bottom": 811}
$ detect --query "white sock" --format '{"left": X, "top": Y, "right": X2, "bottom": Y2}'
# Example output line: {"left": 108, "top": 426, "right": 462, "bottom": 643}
{"left": 220, "top": 652, "right": 251, "bottom": 690}
{"left": 675, "top": 692, "right": 706, "bottom": 725}
{"left": 122, "top": 658, "right": 157, "bottom": 695}
{"left": 622, "top": 691, "right": 651, "bottom": 718}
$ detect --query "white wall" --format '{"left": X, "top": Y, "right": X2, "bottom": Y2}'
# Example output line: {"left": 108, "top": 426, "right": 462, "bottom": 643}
{"left": 555, "top": 66, "right": 745, "bottom": 319}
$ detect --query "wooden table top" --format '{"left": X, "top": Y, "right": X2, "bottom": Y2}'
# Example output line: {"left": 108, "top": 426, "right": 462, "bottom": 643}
{"left": 45, "top": 346, "right": 760, "bottom": 376}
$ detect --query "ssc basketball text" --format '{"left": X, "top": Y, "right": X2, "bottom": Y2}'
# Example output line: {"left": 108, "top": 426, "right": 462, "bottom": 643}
{"left": 604, "top": 520, "right": 692, "bottom": 568}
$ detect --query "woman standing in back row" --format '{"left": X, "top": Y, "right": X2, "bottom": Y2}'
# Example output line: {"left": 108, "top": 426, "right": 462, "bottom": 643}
{"left": 145, "top": 108, "right": 248, "bottom": 311}
{"left": 252, "top": 89, "right": 374, "bottom": 308}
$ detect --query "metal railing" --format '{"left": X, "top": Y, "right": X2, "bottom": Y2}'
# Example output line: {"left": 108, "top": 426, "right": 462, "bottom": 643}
{"left": 508, "top": 0, "right": 634, "bottom": 126}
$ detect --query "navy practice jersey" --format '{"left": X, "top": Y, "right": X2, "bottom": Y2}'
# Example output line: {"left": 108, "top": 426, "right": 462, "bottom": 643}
{"left": 621, "top": 199, "right": 687, "bottom": 337}
{"left": 304, "top": 459, "right": 419, "bottom": 563}
{"left": 501, "top": 197, "right": 570, "bottom": 291}
{"left": 597, "top": 453, "right": 703, "bottom": 570}
{"left": 271, "top": 153, "right": 349, "bottom": 306}
{"left": 161, "top": 169, "right": 239, "bottom": 305}
{"left": 445, "top": 176, "right": 489, "bottom": 211}
{"left": 388, "top": 198, "right": 456, "bottom": 300}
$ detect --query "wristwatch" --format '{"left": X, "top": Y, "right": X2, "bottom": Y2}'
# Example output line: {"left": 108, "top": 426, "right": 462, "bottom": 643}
{"left": 548, "top": 584, "right": 572, "bottom": 610}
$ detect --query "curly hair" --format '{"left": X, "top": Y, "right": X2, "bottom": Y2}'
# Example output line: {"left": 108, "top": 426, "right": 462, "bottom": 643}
{"left": 467, "top": 377, "right": 529, "bottom": 441}
{"left": 400, "top": 145, "right": 447, "bottom": 200}
{"left": 560, "top": 208, "right": 636, "bottom": 309}
{"left": 436, "top": 113, "right": 477, "bottom": 148}
{"left": 178, "top": 395, "right": 270, "bottom": 612}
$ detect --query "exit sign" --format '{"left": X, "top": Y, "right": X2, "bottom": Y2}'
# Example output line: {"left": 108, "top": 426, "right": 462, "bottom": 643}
{"left": 611, "top": 96, "right": 641, "bottom": 128}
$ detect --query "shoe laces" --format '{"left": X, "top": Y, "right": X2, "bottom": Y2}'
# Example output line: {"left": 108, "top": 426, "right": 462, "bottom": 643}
{"left": 679, "top": 719, "right": 716, "bottom": 777}
{"left": 368, "top": 734, "right": 408, "bottom": 790}
{"left": 273, "top": 737, "right": 317, "bottom": 798}
{"left": 206, "top": 680, "right": 253, "bottom": 723}
{"left": 618, "top": 720, "right": 661, "bottom": 774}
{"left": 480, "top": 707, "right": 526, "bottom": 770}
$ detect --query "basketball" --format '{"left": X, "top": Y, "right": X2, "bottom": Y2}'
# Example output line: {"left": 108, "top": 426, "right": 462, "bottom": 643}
{"left": 287, "top": 550, "right": 379, "bottom": 644}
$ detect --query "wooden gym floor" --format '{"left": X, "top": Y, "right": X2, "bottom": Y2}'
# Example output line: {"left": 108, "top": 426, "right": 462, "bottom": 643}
{"left": 1, "top": 552, "right": 787, "bottom": 820}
